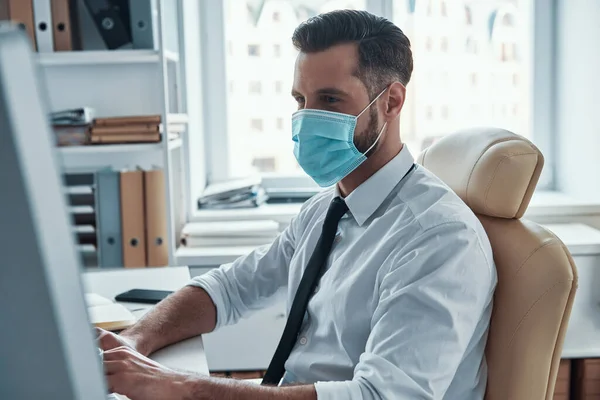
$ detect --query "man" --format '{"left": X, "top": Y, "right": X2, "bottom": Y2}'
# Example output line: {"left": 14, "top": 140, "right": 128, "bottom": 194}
{"left": 98, "top": 10, "right": 496, "bottom": 400}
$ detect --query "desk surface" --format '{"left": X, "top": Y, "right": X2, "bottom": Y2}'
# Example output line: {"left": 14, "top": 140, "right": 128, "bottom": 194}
{"left": 82, "top": 267, "right": 209, "bottom": 376}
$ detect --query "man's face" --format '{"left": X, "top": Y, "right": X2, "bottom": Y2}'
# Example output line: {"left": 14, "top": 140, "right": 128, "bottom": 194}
{"left": 291, "top": 43, "right": 382, "bottom": 154}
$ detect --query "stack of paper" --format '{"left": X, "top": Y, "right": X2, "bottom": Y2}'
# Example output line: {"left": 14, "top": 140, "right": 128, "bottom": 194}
{"left": 198, "top": 177, "right": 268, "bottom": 209}
{"left": 85, "top": 293, "right": 136, "bottom": 332}
{"left": 180, "top": 220, "right": 280, "bottom": 247}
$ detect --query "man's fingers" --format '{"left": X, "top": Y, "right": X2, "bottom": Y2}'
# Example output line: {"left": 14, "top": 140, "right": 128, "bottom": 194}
{"left": 105, "top": 371, "right": 135, "bottom": 396}
{"left": 97, "top": 330, "right": 124, "bottom": 351}
{"left": 103, "top": 346, "right": 135, "bottom": 360}
{"left": 104, "top": 360, "right": 129, "bottom": 375}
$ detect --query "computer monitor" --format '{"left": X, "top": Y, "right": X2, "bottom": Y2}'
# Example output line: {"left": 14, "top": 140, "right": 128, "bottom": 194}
{"left": 0, "top": 25, "right": 106, "bottom": 399}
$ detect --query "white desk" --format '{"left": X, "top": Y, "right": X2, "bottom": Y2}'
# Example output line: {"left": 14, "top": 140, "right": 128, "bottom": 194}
{"left": 82, "top": 267, "right": 209, "bottom": 375}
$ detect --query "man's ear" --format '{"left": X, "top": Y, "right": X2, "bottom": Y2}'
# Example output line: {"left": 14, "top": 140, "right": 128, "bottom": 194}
{"left": 383, "top": 81, "right": 406, "bottom": 120}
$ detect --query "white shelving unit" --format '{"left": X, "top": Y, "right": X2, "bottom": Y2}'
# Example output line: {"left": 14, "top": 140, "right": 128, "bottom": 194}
{"left": 37, "top": 49, "right": 179, "bottom": 66}
{"left": 44, "top": 0, "right": 188, "bottom": 267}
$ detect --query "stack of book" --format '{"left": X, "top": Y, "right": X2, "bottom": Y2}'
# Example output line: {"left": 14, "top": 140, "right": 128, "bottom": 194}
{"left": 90, "top": 115, "right": 162, "bottom": 144}
{"left": 52, "top": 107, "right": 95, "bottom": 147}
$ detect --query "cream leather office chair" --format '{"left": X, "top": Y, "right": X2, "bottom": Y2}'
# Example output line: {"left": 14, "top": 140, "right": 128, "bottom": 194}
{"left": 417, "top": 128, "right": 578, "bottom": 400}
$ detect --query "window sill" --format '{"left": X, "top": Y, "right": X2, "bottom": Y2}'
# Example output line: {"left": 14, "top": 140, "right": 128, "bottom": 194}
{"left": 180, "top": 191, "right": 600, "bottom": 267}
{"left": 190, "top": 190, "right": 600, "bottom": 224}
{"left": 176, "top": 221, "right": 600, "bottom": 267}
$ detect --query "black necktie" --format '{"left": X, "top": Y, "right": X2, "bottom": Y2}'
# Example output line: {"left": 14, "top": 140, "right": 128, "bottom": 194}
{"left": 262, "top": 197, "right": 349, "bottom": 385}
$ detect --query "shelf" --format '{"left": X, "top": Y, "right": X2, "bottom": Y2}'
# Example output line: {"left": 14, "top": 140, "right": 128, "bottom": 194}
{"left": 37, "top": 49, "right": 179, "bottom": 67}
{"left": 59, "top": 143, "right": 163, "bottom": 155}
{"left": 57, "top": 138, "right": 182, "bottom": 171}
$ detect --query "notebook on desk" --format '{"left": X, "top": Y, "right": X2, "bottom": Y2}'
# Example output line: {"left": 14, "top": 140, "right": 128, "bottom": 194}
{"left": 85, "top": 293, "right": 136, "bottom": 331}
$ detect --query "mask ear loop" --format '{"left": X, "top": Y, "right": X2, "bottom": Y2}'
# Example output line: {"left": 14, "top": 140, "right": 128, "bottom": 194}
{"left": 363, "top": 121, "right": 388, "bottom": 156}
{"left": 355, "top": 87, "right": 389, "bottom": 156}
{"left": 355, "top": 87, "right": 388, "bottom": 119}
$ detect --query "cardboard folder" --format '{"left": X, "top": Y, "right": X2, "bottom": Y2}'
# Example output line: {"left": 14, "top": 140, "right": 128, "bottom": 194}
{"left": 50, "top": 0, "right": 81, "bottom": 51}
{"left": 144, "top": 169, "right": 168, "bottom": 267}
{"left": 0, "top": 1, "right": 10, "bottom": 21}
{"left": 7, "top": 0, "right": 37, "bottom": 50}
{"left": 120, "top": 170, "right": 147, "bottom": 268}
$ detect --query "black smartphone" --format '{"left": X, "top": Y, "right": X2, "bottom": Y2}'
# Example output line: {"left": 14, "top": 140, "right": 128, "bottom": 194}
{"left": 114, "top": 289, "right": 173, "bottom": 304}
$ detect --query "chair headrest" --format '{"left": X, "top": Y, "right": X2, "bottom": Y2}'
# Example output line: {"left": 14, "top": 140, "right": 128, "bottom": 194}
{"left": 417, "top": 128, "right": 544, "bottom": 219}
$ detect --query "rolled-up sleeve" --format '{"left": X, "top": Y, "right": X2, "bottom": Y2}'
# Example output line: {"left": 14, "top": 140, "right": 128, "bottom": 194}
{"left": 187, "top": 216, "right": 300, "bottom": 330}
{"left": 314, "top": 221, "right": 496, "bottom": 399}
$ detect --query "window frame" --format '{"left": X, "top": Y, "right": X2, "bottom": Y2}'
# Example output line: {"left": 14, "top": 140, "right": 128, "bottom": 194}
{"left": 196, "top": 0, "right": 556, "bottom": 198}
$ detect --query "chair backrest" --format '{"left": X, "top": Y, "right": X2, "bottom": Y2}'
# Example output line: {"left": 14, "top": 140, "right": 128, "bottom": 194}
{"left": 417, "top": 128, "right": 578, "bottom": 400}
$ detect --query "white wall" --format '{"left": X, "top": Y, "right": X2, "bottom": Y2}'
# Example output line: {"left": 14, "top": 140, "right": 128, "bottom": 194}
{"left": 556, "top": 0, "right": 600, "bottom": 201}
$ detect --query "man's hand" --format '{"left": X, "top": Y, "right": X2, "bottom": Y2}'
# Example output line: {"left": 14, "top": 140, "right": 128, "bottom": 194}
{"left": 103, "top": 346, "right": 198, "bottom": 400}
{"left": 96, "top": 328, "right": 141, "bottom": 354}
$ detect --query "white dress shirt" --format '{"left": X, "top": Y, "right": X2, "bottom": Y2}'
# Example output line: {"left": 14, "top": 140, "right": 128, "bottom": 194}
{"left": 189, "top": 145, "right": 497, "bottom": 399}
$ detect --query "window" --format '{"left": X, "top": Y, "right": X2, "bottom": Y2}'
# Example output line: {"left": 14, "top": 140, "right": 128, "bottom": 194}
{"left": 470, "top": 72, "right": 477, "bottom": 86}
{"left": 425, "top": 36, "right": 433, "bottom": 51}
{"left": 247, "top": 44, "right": 260, "bottom": 56}
{"left": 249, "top": 81, "right": 262, "bottom": 94}
{"left": 502, "top": 13, "right": 515, "bottom": 27}
{"left": 250, "top": 118, "right": 263, "bottom": 132}
{"left": 275, "top": 81, "right": 283, "bottom": 94}
{"left": 425, "top": 106, "right": 434, "bottom": 120}
{"left": 441, "top": 105, "right": 449, "bottom": 120}
{"left": 391, "top": 0, "right": 532, "bottom": 157}
{"left": 441, "top": 71, "right": 448, "bottom": 87}
{"left": 440, "top": 37, "right": 448, "bottom": 52}
{"left": 252, "top": 157, "right": 276, "bottom": 173}
{"left": 465, "top": 6, "right": 472, "bottom": 25}
{"left": 221, "top": 0, "right": 367, "bottom": 178}
{"left": 466, "top": 37, "right": 478, "bottom": 54}
{"left": 204, "top": 0, "right": 538, "bottom": 189}
{"left": 500, "top": 42, "right": 517, "bottom": 62}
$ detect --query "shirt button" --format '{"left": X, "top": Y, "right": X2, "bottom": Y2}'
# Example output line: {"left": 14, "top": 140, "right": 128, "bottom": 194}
{"left": 299, "top": 336, "right": 308, "bottom": 345}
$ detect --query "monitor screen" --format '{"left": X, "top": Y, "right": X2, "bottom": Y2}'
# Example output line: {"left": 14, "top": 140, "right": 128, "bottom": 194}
{"left": 0, "top": 24, "right": 107, "bottom": 399}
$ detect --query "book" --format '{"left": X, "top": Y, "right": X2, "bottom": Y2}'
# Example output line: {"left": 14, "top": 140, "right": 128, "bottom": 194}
{"left": 90, "top": 124, "right": 159, "bottom": 135}
{"left": 94, "top": 115, "right": 161, "bottom": 127}
{"left": 85, "top": 293, "right": 136, "bottom": 332}
{"left": 90, "top": 133, "right": 161, "bottom": 144}
{"left": 53, "top": 124, "right": 90, "bottom": 146}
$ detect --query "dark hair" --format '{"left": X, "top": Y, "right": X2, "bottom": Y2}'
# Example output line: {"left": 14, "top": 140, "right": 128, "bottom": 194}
{"left": 292, "top": 10, "right": 413, "bottom": 96}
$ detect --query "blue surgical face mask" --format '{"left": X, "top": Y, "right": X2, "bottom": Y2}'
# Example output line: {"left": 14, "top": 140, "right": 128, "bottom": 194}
{"left": 292, "top": 88, "right": 388, "bottom": 187}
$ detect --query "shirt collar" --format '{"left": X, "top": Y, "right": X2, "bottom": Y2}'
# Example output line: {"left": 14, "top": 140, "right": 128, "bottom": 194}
{"left": 335, "top": 145, "right": 415, "bottom": 227}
